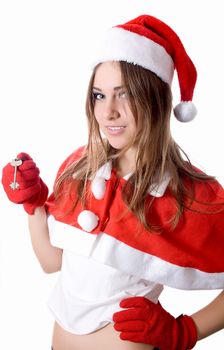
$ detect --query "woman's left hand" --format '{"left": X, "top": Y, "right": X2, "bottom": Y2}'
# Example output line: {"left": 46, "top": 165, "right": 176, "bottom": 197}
{"left": 112, "top": 296, "right": 197, "bottom": 350}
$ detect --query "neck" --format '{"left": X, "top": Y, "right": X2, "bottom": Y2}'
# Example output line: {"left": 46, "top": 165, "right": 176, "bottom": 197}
{"left": 115, "top": 148, "right": 137, "bottom": 177}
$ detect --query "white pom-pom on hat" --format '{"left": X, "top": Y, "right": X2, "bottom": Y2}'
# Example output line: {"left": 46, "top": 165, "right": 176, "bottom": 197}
{"left": 77, "top": 210, "right": 99, "bottom": 232}
{"left": 174, "top": 102, "right": 197, "bottom": 122}
{"left": 91, "top": 177, "right": 106, "bottom": 200}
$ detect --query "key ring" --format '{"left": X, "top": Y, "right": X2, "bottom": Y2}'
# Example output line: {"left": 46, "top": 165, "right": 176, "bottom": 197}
{"left": 10, "top": 158, "right": 23, "bottom": 190}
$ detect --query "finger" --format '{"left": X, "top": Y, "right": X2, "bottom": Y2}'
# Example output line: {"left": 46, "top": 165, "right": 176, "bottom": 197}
{"left": 114, "top": 320, "right": 145, "bottom": 332}
{"left": 120, "top": 331, "right": 146, "bottom": 343}
{"left": 18, "top": 160, "right": 37, "bottom": 171}
{"left": 2, "top": 168, "right": 40, "bottom": 187}
{"left": 113, "top": 308, "right": 146, "bottom": 323}
{"left": 11, "top": 177, "right": 41, "bottom": 190}
{"left": 16, "top": 152, "right": 33, "bottom": 161}
{"left": 2, "top": 160, "right": 38, "bottom": 177}
{"left": 5, "top": 183, "right": 42, "bottom": 203}
{"left": 17, "top": 167, "right": 40, "bottom": 181}
{"left": 17, "top": 183, "right": 42, "bottom": 202}
{"left": 120, "top": 296, "right": 151, "bottom": 309}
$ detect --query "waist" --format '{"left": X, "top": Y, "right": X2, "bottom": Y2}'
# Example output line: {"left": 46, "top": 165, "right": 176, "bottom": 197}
{"left": 52, "top": 321, "right": 154, "bottom": 350}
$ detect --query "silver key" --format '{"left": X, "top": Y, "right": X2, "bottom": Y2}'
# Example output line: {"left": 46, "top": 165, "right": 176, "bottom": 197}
{"left": 10, "top": 158, "right": 23, "bottom": 190}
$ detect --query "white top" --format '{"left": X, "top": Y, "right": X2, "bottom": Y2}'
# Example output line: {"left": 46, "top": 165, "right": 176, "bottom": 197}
{"left": 47, "top": 216, "right": 163, "bottom": 335}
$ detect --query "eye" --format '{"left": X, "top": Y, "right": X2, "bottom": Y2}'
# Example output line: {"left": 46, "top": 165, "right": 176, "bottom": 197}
{"left": 118, "top": 91, "right": 128, "bottom": 99}
{"left": 92, "top": 92, "right": 105, "bottom": 100}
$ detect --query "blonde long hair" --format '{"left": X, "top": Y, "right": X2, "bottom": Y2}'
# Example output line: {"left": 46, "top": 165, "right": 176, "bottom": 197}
{"left": 55, "top": 61, "right": 216, "bottom": 232}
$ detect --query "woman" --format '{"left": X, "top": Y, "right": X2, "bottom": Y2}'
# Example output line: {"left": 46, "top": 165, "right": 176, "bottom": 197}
{"left": 2, "top": 15, "right": 224, "bottom": 349}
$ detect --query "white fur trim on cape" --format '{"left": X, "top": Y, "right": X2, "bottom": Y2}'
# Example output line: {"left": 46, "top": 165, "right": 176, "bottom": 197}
{"left": 95, "top": 160, "right": 112, "bottom": 179}
{"left": 148, "top": 170, "right": 171, "bottom": 197}
{"left": 95, "top": 160, "right": 171, "bottom": 198}
{"left": 48, "top": 216, "right": 224, "bottom": 290}
{"left": 91, "top": 177, "right": 106, "bottom": 200}
{"left": 92, "top": 27, "right": 174, "bottom": 85}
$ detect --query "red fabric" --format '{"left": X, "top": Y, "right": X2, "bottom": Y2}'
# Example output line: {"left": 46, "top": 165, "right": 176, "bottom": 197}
{"left": 116, "top": 15, "right": 197, "bottom": 102}
{"left": 104, "top": 175, "right": 224, "bottom": 273}
{"left": 46, "top": 150, "right": 224, "bottom": 274}
{"left": 113, "top": 296, "right": 197, "bottom": 349}
{"left": 116, "top": 15, "right": 175, "bottom": 57}
{"left": 2, "top": 152, "right": 48, "bottom": 215}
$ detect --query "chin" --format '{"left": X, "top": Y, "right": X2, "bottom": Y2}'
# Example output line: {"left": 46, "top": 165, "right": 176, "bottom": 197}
{"left": 108, "top": 141, "right": 127, "bottom": 150}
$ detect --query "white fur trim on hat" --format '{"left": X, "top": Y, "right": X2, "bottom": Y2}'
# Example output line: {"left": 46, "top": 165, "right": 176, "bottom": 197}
{"left": 92, "top": 27, "right": 174, "bottom": 85}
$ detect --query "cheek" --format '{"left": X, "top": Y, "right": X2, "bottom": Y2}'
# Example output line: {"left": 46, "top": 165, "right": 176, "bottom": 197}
{"left": 93, "top": 104, "right": 102, "bottom": 121}
{"left": 94, "top": 111, "right": 104, "bottom": 129}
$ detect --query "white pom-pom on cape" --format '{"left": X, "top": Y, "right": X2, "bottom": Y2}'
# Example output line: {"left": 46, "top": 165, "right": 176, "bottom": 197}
{"left": 91, "top": 177, "right": 106, "bottom": 200}
{"left": 173, "top": 102, "right": 197, "bottom": 122}
{"left": 77, "top": 210, "right": 99, "bottom": 232}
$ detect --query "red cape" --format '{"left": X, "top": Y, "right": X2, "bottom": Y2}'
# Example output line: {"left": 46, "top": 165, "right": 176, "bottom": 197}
{"left": 46, "top": 147, "right": 224, "bottom": 290}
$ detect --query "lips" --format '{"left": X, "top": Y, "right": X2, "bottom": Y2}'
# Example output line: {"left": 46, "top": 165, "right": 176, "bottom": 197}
{"left": 106, "top": 126, "right": 126, "bottom": 135}
{"left": 107, "top": 126, "right": 126, "bottom": 130}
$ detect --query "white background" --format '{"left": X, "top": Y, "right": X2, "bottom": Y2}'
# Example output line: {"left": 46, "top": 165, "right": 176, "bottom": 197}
{"left": 0, "top": 0, "right": 224, "bottom": 349}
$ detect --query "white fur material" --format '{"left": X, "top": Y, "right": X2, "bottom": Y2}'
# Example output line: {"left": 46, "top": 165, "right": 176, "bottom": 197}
{"left": 95, "top": 161, "right": 112, "bottom": 179}
{"left": 95, "top": 160, "right": 171, "bottom": 197}
{"left": 148, "top": 171, "right": 171, "bottom": 197}
{"left": 91, "top": 177, "right": 106, "bottom": 200}
{"left": 92, "top": 27, "right": 174, "bottom": 85}
{"left": 49, "top": 216, "right": 224, "bottom": 290}
{"left": 174, "top": 102, "right": 197, "bottom": 122}
{"left": 77, "top": 210, "right": 99, "bottom": 232}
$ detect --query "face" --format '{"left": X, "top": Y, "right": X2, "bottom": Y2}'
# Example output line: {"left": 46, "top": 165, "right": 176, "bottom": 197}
{"left": 92, "top": 61, "right": 137, "bottom": 152}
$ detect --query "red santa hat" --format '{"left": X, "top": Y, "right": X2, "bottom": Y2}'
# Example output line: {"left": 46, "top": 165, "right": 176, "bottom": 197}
{"left": 93, "top": 15, "right": 197, "bottom": 122}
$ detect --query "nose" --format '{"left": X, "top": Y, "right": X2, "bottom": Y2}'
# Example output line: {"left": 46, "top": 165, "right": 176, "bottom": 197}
{"left": 103, "top": 97, "right": 120, "bottom": 120}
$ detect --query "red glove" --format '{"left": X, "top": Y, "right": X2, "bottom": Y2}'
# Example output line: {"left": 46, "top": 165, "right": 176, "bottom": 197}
{"left": 2, "top": 152, "right": 48, "bottom": 215}
{"left": 113, "top": 296, "right": 197, "bottom": 350}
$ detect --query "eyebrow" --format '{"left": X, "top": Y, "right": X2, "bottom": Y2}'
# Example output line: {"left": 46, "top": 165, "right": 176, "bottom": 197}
{"left": 92, "top": 85, "right": 126, "bottom": 91}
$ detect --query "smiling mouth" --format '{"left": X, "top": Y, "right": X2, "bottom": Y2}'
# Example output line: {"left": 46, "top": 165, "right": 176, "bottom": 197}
{"left": 106, "top": 126, "right": 126, "bottom": 131}
{"left": 106, "top": 126, "right": 127, "bottom": 135}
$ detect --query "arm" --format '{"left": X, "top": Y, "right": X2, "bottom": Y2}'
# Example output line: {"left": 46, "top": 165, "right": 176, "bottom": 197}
{"left": 191, "top": 290, "right": 224, "bottom": 340}
{"left": 2, "top": 153, "right": 62, "bottom": 273}
{"left": 28, "top": 206, "right": 62, "bottom": 273}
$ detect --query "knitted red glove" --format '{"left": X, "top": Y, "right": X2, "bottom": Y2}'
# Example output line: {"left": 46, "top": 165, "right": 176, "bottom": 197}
{"left": 2, "top": 152, "right": 48, "bottom": 215}
{"left": 113, "top": 296, "right": 197, "bottom": 350}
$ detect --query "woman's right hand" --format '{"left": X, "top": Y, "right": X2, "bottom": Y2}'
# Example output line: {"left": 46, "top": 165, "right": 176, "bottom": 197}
{"left": 1, "top": 152, "right": 48, "bottom": 214}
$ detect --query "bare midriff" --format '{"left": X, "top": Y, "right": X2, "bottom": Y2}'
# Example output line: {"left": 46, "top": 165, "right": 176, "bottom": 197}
{"left": 52, "top": 321, "right": 154, "bottom": 350}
